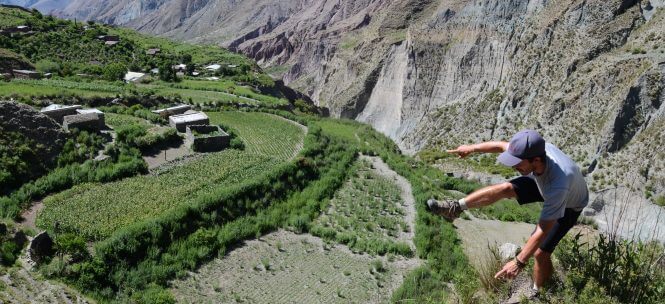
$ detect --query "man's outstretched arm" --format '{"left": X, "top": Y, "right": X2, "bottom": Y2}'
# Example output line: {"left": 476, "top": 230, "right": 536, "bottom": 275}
{"left": 447, "top": 141, "right": 509, "bottom": 158}
{"left": 494, "top": 219, "right": 555, "bottom": 279}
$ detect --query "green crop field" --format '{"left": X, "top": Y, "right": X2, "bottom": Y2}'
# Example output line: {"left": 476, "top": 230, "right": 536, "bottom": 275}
{"left": 37, "top": 150, "right": 279, "bottom": 240}
{"left": 208, "top": 111, "right": 306, "bottom": 161}
{"left": 105, "top": 113, "right": 152, "bottom": 129}
{"left": 0, "top": 80, "right": 118, "bottom": 98}
{"left": 315, "top": 120, "right": 362, "bottom": 144}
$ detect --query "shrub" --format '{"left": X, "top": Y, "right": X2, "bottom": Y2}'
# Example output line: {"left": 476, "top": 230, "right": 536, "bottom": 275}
{"left": 557, "top": 233, "right": 665, "bottom": 303}
{"left": 103, "top": 63, "right": 127, "bottom": 81}
{"left": 35, "top": 59, "right": 60, "bottom": 73}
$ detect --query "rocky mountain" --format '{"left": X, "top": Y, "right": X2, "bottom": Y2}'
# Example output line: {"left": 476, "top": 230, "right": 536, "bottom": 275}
{"left": 53, "top": 0, "right": 665, "bottom": 206}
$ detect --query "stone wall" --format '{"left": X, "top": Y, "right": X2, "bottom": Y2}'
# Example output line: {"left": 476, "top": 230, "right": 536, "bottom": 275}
{"left": 186, "top": 125, "right": 230, "bottom": 152}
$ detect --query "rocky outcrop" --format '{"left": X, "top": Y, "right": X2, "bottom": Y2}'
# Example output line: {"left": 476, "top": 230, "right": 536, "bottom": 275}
{"left": 0, "top": 101, "right": 67, "bottom": 169}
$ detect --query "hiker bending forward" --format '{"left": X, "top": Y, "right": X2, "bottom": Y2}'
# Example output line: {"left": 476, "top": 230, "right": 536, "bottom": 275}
{"left": 427, "top": 130, "right": 588, "bottom": 292}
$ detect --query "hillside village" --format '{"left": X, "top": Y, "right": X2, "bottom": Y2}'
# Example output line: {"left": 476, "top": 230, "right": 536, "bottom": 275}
{"left": 0, "top": 3, "right": 664, "bottom": 304}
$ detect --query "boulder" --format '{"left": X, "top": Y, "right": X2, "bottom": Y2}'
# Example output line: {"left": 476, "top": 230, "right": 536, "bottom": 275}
{"left": 499, "top": 243, "right": 520, "bottom": 262}
{"left": 29, "top": 231, "right": 54, "bottom": 263}
{"left": 583, "top": 207, "right": 597, "bottom": 216}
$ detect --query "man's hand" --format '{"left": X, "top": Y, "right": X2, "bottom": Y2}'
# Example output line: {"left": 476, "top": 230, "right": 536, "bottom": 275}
{"left": 447, "top": 145, "right": 475, "bottom": 158}
{"left": 495, "top": 260, "right": 522, "bottom": 280}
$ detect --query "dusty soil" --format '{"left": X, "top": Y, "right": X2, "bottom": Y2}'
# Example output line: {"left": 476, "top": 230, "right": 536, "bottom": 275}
{"left": 17, "top": 201, "right": 44, "bottom": 231}
{"left": 453, "top": 212, "right": 535, "bottom": 270}
{"left": 142, "top": 140, "right": 194, "bottom": 170}
{"left": 170, "top": 230, "right": 419, "bottom": 304}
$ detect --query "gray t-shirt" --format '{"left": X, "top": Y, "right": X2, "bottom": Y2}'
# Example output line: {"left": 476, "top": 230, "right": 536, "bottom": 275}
{"left": 530, "top": 143, "right": 588, "bottom": 221}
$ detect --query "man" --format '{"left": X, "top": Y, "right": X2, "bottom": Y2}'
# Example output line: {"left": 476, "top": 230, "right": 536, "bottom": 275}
{"left": 427, "top": 130, "right": 588, "bottom": 298}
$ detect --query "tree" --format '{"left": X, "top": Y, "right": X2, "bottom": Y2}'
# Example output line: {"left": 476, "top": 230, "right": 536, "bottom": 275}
{"left": 104, "top": 63, "right": 127, "bottom": 81}
{"left": 158, "top": 61, "right": 177, "bottom": 82}
{"left": 186, "top": 63, "right": 196, "bottom": 76}
{"left": 180, "top": 53, "right": 192, "bottom": 64}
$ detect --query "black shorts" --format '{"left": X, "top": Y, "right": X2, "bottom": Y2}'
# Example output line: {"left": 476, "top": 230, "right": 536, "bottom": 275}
{"left": 509, "top": 176, "right": 581, "bottom": 253}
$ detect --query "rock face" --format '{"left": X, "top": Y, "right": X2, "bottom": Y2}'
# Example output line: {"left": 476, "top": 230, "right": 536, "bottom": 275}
{"left": 58, "top": 1, "right": 665, "bottom": 203}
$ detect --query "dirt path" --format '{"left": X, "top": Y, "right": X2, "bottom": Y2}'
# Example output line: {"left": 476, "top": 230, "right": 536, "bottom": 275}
{"left": 453, "top": 211, "right": 535, "bottom": 270}
{"left": 17, "top": 201, "right": 44, "bottom": 231}
{"left": 361, "top": 155, "right": 418, "bottom": 249}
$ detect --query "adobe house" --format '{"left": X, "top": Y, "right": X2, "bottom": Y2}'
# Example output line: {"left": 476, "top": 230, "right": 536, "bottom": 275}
{"left": 3, "top": 25, "right": 30, "bottom": 34}
{"left": 97, "top": 35, "right": 120, "bottom": 42}
{"left": 152, "top": 104, "right": 192, "bottom": 117}
{"left": 169, "top": 112, "right": 209, "bottom": 132}
{"left": 63, "top": 113, "right": 104, "bottom": 132}
{"left": 205, "top": 64, "right": 221, "bottom": 71}
{"left": 12, "top": 69, "right": 42, "bottom": 80}
{"left": 40, "top": 104, "right": 83, "bottom": 124}
{"left": 124, "top": 71, "right": 147, "bottom": 83}
{"left": 76, "top": 108, "right": 105, "bottom": 126}
{"left": 186, "top": 125, "right": 230, "bottom": 152}
{"left": 146, "top": 48, "right": 161, "bottom": 55}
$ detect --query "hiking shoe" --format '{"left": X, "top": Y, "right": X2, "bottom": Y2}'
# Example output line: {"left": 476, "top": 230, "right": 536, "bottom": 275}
{"left": 426, "top": 198, "right": 462, "bottom": 221}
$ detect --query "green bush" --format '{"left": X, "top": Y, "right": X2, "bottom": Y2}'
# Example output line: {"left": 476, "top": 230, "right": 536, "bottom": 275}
{"left": 35, "top": 59, "right": 60, "bottom": 73}
{"left": 0, "top": 241, "right": 20, "bottom": 266}
{"left": 557, "top": 233, "right": 665, "bottom": 303}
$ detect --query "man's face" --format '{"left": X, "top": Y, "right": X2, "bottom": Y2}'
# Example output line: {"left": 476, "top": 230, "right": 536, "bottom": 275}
{"left": 513, "top": 159, "right": 536, "bottom": 176}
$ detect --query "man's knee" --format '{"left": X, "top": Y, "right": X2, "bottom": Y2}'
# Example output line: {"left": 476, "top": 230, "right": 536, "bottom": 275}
{"left": 497, "top": 182, "right": 517, "bottom": 199}
{"left": 534, "top": 249, "right": 551, "bottom": 263}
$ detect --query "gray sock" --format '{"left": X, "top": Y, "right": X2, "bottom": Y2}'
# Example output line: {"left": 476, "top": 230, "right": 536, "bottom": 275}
{"left": 458, "top": 198, "right": 468, "bottom": 210}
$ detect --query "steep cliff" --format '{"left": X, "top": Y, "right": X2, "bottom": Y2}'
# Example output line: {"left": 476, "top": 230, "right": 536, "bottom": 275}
{"left": 56, "top": 0, "right": 665, "bottom": 203}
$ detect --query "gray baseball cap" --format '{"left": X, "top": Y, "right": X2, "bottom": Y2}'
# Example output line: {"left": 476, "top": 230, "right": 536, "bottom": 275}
{"left": 497, "top": 130, "right": 546, "bottom": 167}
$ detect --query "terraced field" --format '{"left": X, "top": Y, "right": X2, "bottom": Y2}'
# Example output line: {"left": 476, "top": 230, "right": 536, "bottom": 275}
{"left": 0, "top": 79, "right": 287, "bottom": 106}
{"left": 208, "top": 111, "right": 307, "bottom": 161}
{"left": 170, "top": 230, "right": 419, "bottom": 304}
{"left": 37, "top": 150, "right": 279, "bottom": 240}
{"left": 311, "top": 158, "right": 413, "bottom": 256}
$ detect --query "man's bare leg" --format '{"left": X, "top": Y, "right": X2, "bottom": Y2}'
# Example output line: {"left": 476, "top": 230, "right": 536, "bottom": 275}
{"left": 427, "top": 182, "right": 517, "bottom": 220}
{"left": 533, "top": 249, "right": 553, "bottom": 288}
{"left": 463, "top": 182, "right": 517, "bottom": 209}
